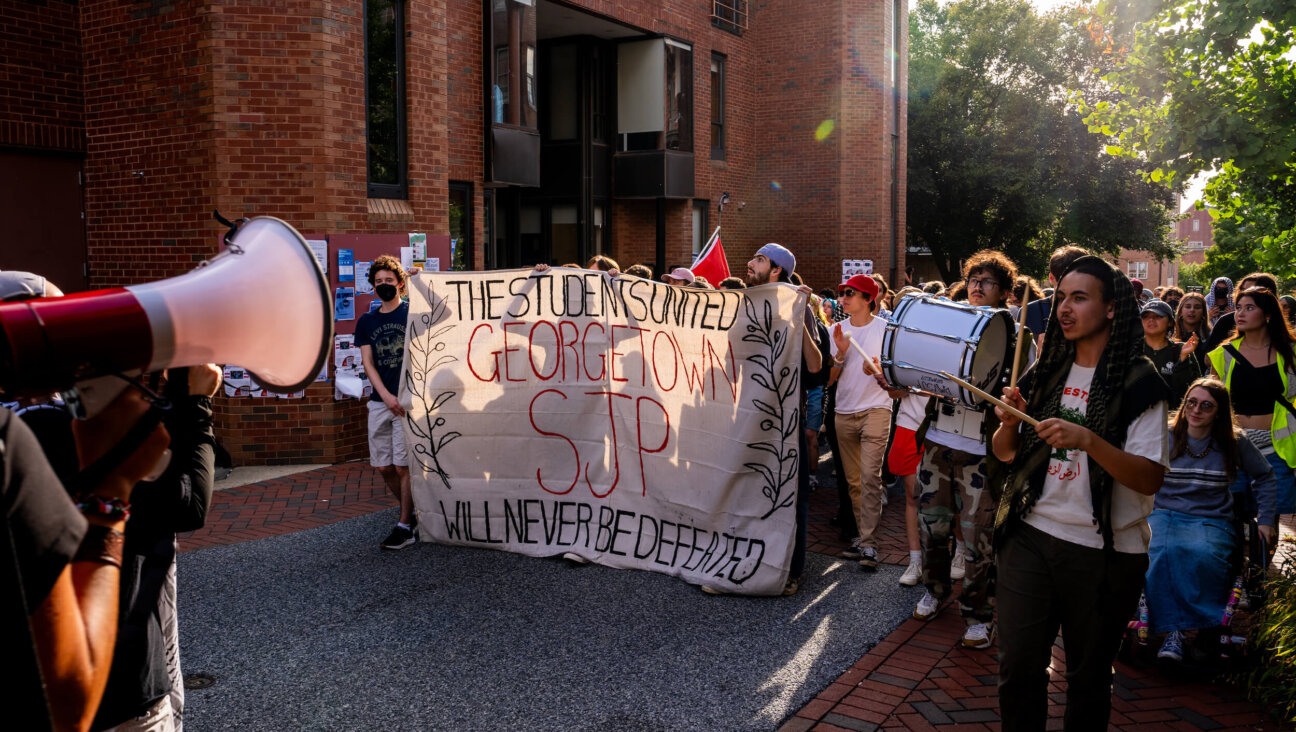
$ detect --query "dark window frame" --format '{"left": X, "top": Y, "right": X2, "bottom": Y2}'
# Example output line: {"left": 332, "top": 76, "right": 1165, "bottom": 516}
{"left": 365, "top": 0, "right": 408, "bottom": 199}
{"left": 711, "top": 0, "right": 748, "bottom": 36}
{"left": 449, "top": 181, "right": 474, "bottom": 270}
{"left": 710, "top": 53, "right": 726, "bottom": 160}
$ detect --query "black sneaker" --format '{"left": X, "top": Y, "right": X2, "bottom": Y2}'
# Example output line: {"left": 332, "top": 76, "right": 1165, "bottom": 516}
{"left": 858, "top": 546, "right": 879, "bottom": 571}
{"left": 380, "top": 525, "right": 416, "bottom": 550}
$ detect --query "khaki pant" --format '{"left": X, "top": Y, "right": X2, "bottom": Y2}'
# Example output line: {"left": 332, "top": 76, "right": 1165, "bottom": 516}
{"left": 834, "top": 408, "right": 891, "bottom": 547}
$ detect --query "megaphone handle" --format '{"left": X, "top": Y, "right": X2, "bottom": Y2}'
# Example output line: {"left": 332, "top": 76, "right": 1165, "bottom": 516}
{"left": 73, "top": 401, "right": 170, "bottom": 494}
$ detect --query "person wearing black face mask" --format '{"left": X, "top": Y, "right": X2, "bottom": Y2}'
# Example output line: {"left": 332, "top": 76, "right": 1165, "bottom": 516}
{"left": 355, "top": 255, "right": 416, "bottom": 550}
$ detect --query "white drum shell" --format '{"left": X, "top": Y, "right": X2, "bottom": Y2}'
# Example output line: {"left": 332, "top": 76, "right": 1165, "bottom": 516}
{"left": 881, "top": 296, "right": 1011, "bottom": 406}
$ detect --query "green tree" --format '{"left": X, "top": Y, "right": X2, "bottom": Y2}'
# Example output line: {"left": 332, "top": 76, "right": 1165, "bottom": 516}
{"left": 907, "top": 0, "right": 1177, "bottom": 282}
{"left": 1083, "top": 0, "right": 1296, "bottom": 278}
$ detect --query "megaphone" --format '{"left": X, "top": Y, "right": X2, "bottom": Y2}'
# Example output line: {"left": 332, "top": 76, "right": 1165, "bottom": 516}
{"left": 0, "top": 216, "right": 333, "bottom": 402}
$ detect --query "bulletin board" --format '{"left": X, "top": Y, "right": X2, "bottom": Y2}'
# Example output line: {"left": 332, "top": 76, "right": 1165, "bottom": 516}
{"left": 327, "top": 233, "right": 452, "bottom": 336}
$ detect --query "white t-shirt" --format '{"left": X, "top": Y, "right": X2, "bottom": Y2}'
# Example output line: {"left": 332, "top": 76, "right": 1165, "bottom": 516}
{"left": 830, "top": 316, "right": 892, "bottom": 414}
{"left": 895, "top": 392, "right": 927, "bottom": 431}
{"left": 1024, "top": 364, "right": 1169, "bottom": 553}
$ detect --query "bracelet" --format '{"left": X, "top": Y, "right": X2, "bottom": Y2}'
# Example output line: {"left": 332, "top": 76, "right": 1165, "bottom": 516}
{"left": 73, "top": 525, "right": 125, "bottom": 568}
{"left": 833, "top": 355, "right": 847, "bottom": 365}
{"left": 74, "top": 493, "right": 131, "bottom": 522}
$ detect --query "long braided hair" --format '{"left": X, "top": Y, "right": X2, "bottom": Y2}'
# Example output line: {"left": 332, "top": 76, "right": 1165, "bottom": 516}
{"left": 996, "top": 255, "right": 1167, "bottom": 550}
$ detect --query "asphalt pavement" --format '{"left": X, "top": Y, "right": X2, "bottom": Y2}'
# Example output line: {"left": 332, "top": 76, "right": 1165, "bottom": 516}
{"left": 178, "top": 508, "right": 922, "bottom": 731}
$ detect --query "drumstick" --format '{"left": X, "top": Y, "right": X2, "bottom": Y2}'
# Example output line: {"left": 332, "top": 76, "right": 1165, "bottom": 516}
{"left": 1010, "top": 289, "right": 1030, "bottom": 390}
{"left": 939, "top": 370, "right": 1039, "bottom": 427}
{"left": 843, "top": 333, "right": 881, "bottom": 375}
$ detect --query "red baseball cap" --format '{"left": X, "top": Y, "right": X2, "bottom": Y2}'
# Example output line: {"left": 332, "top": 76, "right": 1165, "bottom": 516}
{"left": 838, "top": 274, "right": 880, "bottom": 300}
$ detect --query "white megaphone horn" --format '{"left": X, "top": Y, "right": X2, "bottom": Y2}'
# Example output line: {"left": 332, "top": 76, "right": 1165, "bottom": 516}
{"left": 0, "top": 216, "right": 333, "bottom": 402}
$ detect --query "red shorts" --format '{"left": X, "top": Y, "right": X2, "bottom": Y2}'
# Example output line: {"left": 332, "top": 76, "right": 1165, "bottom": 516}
{"left": 887, "top": 426, "right": 925, "bottom": 476}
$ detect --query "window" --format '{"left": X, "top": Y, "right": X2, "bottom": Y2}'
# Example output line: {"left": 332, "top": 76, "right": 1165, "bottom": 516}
{"left": 1187, "top": 240, "right": 1204, "bottom": 250}
{"left": 365, "top": 0, "right": 406, "bottom": 198}
{"left": 692, "top": 200, "right": 708, "bottom": 256}
{"left": 1192, "top": 219, "right": 1200, "bottom": 232}
{"left": 490, "top": 0, "right": 538, "bottom": 129}
{"left": 665, "top": 40, "right": 693, "bottom": 152}
{"left": 712, "top": 0, "right": 748, "bottom": 35}
{"left": 592, "top": 205, "right": 606, "bottom": 255}
{"left": 710, "top": 54, "right": 725, "bottom": 160}
{"left": 1127, "top": 261, "right": 1148, "bottom": 280}
{"left": 449, "top": 182, "right": 473, "bottom": 270}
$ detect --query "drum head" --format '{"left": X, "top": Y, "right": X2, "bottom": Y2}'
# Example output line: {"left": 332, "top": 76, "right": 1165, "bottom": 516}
{"left": 968, "top": 310, "right": 1012, "bottom": 397}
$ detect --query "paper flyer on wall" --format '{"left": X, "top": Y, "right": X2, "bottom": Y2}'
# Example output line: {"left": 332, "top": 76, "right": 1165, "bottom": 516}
{"left": 222, "top": 365, "right": 254, "bottom": 398}
{"left": 335, "top": 287, "right": 355, "bottom": 320}
{"left": 334, "top": 333, "right": 362, "bottom": 370}
{"left": 355, "top": 261, "right": 374, "bottom": 293}
{"left": 337, "top": 248, "right": 354, "bottom": 282}
{"left": 306, "top": 239, "right": 328, "bottom": 273}
{"left": 334, "top": 367, "right": 371, "bottom": 400}
{"left": 276, "top": 389, "right": 307, "bottom": 399}
{"left": 841, "top": 259, "right": 874, "bottom": 282}
{"left": 400, "top": 246, "right": 414, "bottom": 273}
{"left": 425, "top": 257, "right": 440, "bottom": 272}
{"left": 409, "top": 233, "right": 427, "bottom": 263}
{"left": 315, "top": 362, "right": 330, "bottom": 382}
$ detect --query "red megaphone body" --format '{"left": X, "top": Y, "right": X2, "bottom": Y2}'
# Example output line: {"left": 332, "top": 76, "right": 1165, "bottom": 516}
{"left": 0, "top": 217, "right": 333, "bottom": 399}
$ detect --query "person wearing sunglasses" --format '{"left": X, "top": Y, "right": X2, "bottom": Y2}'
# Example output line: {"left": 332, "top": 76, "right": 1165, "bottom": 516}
{"left": 1145, "top": 378, "right": 1275, "bottom": 663}
{"left": 828, "top": 273, "right": 895, "bottom": 571}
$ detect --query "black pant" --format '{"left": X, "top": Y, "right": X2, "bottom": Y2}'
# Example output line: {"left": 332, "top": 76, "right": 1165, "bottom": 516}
{"left": 997, "top": 522, "right": 1147, "bottom": 731}
{"left": 823, "top": 385, "right": 858, "bottom": 537}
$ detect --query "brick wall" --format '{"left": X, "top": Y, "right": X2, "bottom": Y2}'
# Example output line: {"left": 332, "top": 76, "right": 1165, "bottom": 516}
{"left": 0, "top": 0, "right": 83, "bottom": 152}
{"left": 18, "top": 0, "right": 904, "bottom": 465}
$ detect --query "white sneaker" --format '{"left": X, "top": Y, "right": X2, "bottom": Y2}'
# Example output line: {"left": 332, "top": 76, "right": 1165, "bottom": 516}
{"left": 562, "top": 552, "right": 590, "bottom": 565}
{"left": 962, "top": 622, "right": 995, "bottom": 650}
{"left": 950, "top": 551, "right": 967, "bottom": 580}
{"left": 899, "top": 559, "right": 922, "bottom": 586}
{"left": 914, "top": 591, "right": 940, "bottom": 621}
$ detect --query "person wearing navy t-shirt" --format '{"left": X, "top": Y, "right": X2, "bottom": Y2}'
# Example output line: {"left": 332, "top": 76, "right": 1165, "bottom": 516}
{"left": 355, "top": 255, "right": 415, "bottom": 550}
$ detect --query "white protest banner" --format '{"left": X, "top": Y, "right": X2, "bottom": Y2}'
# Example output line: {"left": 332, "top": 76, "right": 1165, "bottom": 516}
{"left": 402, "top": 269, "right": 806, "bottom": 595}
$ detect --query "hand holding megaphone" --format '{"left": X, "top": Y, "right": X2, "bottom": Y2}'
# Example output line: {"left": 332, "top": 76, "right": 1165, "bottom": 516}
{"left": 0, "top": 217, "right": 333, "bottom": 411}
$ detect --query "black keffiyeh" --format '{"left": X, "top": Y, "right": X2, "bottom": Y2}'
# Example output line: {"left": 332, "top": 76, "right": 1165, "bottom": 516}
{"left": 994, "top": 256, "right": 1168, "bottom": 551}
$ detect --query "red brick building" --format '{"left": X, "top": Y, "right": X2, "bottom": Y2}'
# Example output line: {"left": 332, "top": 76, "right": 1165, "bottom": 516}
{"left": 2, "top": 0, "right": 907, "bottom": 464}
{"left": 1114, "top": 203, "right": 1215, "bottom": 290}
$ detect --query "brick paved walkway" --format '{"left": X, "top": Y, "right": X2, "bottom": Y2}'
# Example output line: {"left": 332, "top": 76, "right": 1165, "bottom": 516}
{"left": 179, "top": 463, "right": 1293, "bottom": 730}
{"left": 178, "top": 463, "right": 391, "bottom": 552}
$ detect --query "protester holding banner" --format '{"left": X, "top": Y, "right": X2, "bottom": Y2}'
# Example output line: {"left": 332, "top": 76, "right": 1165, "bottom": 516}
{"left": 739, "top": 243, "right": 828, "bottom": 595}
{"left": 992, "top": 256, "right": 1169, "bottom": 730}
{"left": 356, "top": 255, "right": 416, "bottom": 550}
{"left": 828, "top": 273, "right": 894, "bottom": 570}
{"left": 911, "top": 250, "right": 1021, "bottom": 651}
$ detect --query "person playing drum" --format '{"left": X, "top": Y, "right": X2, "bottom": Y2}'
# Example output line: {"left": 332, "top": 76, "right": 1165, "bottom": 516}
{"left": 911, "top": 250, "right": 1029, "bottom": 652}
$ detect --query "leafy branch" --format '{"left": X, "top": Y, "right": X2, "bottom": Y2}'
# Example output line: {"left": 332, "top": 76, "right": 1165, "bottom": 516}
{"left": 405, "top": 295, "right": 460, "bottom": 489}
{"left": 741, "top": 297, "right": 800, "bottom": 520}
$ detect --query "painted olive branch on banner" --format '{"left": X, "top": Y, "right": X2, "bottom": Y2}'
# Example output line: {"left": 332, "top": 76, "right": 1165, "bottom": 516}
{"left": 405, "top": 295, "right": 460, "bottom": 490}
{"left": 741, "top": 296, "right": 800, "bottom": 520}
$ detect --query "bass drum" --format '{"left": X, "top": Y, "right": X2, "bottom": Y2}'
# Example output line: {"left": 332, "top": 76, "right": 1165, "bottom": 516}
{"left": 881, "top": 296, "right": 1012, "bottom": 407}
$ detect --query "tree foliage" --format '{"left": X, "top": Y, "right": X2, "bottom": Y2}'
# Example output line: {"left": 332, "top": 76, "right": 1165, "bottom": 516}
{"left": 1083, "top": 0, "right": 1296, "bottom": 279}
{"left": 906, "top": 0, "right": 1177, "bottom": 282}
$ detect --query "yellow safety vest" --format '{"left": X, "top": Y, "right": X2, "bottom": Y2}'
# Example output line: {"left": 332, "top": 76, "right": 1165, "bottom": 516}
{"left": 1207, "top": 338, "right": 1296, "bottom": 467}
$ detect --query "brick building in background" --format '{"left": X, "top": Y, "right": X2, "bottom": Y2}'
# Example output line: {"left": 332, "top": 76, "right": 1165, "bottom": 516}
{"left": 1114, "top": 200, "right": 1215, "bottom": 290}
{"left": 1, "top": 0, "right": 907, "bottom": 465}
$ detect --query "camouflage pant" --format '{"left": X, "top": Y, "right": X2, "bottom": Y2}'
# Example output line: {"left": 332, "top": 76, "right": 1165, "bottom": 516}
{"left": 917, "top": 443, "right": 996, "bottom": 624}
